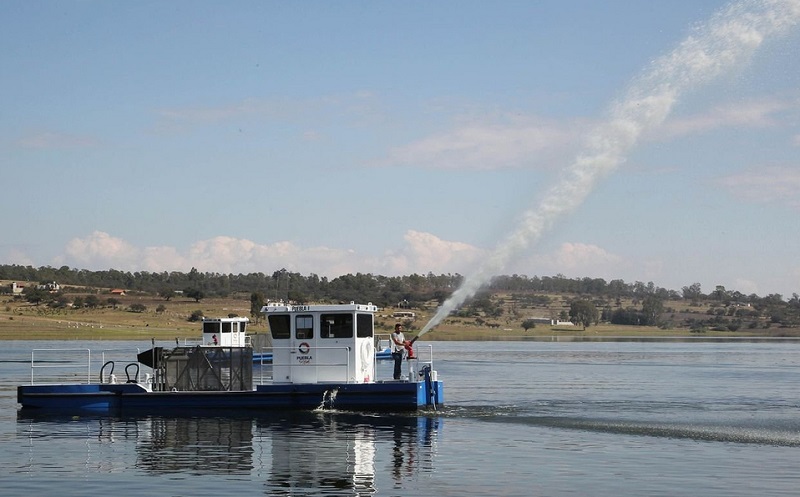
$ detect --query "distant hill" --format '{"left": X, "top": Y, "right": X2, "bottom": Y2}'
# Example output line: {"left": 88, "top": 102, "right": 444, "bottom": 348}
{"left": 3, "top": 266, "right": 800, "bottom": 339}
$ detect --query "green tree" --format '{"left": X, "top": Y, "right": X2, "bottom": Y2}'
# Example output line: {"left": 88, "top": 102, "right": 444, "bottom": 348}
{"left": 569, "top": 299, "right": 598, "bottom": 330}
{"left": 250, "top": 292, "right": 265, "bottom": 325}
{"left": 128, "top": 303, "right": 147, "bottom": 313}
{"left": 682, "top": 282, "right": 703, "bottom": 302}
{"left": 49, "top": 295, "right": 69, "bottom": 309}
{"left": 188, "top": 310, "right": 204, "bottom": 322}
{"left": 185, "top": 288, "right": 205, "bottom": 302}
{"left": 24, "top": 287, "right": 49, "bottom": 305}
{"left": 641, "top": 294, "right": 664, "bottom": 326}
{"left": 521, "top": 318, "right": 537, "bottom": 331}
{"left": 287, "top": 289, "right": 308, "bottom": 304}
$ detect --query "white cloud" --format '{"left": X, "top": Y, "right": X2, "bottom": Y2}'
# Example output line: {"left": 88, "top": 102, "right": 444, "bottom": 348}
{"left": 373, "top": 95, "right": 798, "bottom": 171}
{"left": 378, "top": 117, "right": 579, "bottom": 170}
{"left": 54, "top": 232, "right": 795, "bottom": 297}
{"left": 141, "top": 246, "right": 185, "bottom": 272}
{"left": 504, "top": 242, "right": 625, "bottom": 281}
{"left": 733, "top": 278, "right": 760, "bottom": 296}
{"left": 658, "top": 97, "right": 793, "bottom": 139}
{"left": 56, "top": 230, "right": 484, "bottom": 277}
{"left": 63, "top": 231, "right": 139, "bottom": 269}
{"left": 56, "top": 232, "right": 627, "bottom": 282}
{"left": 4, "top": 248, "right": 35, "bottom": 267}
{"left": 379, "top": 230, "right": 484, "bottom": 274}
{"left": 554, "top": 242, "right": 623, "bottom": 271}
{"left": 718, "top": 165, "right": 800, "bottom": 208}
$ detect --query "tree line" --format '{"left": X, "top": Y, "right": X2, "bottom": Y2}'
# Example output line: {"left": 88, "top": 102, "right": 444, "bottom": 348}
{"left": 3, "top": 264, "right": 800, "bottom": 330}
{"left": 0, "top": 264, "right": 795, "bottom": 307}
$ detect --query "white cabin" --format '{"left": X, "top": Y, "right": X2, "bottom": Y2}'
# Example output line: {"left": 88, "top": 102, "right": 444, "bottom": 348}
{"left": 261, "top": 302, "right": 377, "bottom": 385}
{"left": 201, "top": 316, "right": 250, "bottom": 347}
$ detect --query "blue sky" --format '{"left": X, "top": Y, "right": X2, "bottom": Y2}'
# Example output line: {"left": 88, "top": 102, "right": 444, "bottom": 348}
{"left": 2, "top": 1, "right": 799, "bottom": 298}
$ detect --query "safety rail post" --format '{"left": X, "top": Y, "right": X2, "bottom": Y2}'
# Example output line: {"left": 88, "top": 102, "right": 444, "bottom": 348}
{"left": 254, "top": 345, "right": 270, "bottom": 385}
{"left": 30, "top": 348, "right": 92, "bottom": 385}
{"left": 99, "top": 348, "right": 143, "bottom": 383}
{"left": 424, "top": 344, "right": 433, "bottom": 372}
{"left": 406, "top": 344, "right": 434, "bottom": 381}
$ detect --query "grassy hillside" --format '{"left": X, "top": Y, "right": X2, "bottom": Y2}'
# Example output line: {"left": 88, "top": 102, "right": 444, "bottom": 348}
{"left": 2, "top": 282, "right": 798, "bottom": 340}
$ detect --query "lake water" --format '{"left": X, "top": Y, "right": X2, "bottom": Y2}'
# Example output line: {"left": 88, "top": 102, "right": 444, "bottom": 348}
{"left": 2, "top": 339, "right": 799, "bottom": 496}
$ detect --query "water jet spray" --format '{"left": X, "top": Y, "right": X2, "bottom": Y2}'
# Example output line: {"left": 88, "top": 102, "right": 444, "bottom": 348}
{"left": 417, "top": 0, "right": 800, "bottom": 340}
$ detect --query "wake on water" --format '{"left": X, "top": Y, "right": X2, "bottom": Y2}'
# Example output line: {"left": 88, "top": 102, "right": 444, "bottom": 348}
{"left": 438, "top": 404, "right": 800, "bottom": 446}
{"left": 419, "top": 0, "right": 800, "bottom": 336}
{"left": 500, "top": 415, "right": 800, "bottom": 447}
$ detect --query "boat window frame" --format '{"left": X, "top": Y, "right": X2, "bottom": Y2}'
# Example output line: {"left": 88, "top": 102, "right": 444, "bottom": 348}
{"left": 320, "top": 313, "right": 353, "bottom": 339}
{"left": 295, "top": 315, "right": 314, "bottom": 339}
{"left": 268, "top": 314, "right": 290, "bottom": 339}
{"left": 356, "top": 312, "right": 373, "bottom": 338}
{"left": 202, "top": 321, "right": 220, "bottom": 335}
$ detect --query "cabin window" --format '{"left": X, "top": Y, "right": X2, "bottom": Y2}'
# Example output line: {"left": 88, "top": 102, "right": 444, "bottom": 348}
{"left": 296, "top": 315, "right": 314, "bottom": 339}
{"left": 268, "top": 315, "right": 290, "bottom": 339}
{"left": 222, "top": 322, "right": 232, "bottom": 333}
{"left": 356, "top": 313, "right": 373, "bottom": 338}
{"left": 202, "top": 322, "right": 220, "bottom": 334}
{"left": 321, "top": 313, "right": 353, "bottom": 339}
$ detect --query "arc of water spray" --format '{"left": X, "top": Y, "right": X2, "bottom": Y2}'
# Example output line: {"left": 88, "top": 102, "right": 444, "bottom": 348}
{"left": 418, "top": 0, "right": 800, "bottom": 337}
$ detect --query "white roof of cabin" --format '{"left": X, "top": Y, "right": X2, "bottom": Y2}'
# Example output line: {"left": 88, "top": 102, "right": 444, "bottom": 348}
{"left": 261, "top": 302, "right": 377, "bottom": 313}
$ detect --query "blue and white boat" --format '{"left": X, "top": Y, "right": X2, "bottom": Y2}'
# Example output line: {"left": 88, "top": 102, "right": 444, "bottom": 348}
{"left": 17, "top": 302, "right": 443, "bottom": 413}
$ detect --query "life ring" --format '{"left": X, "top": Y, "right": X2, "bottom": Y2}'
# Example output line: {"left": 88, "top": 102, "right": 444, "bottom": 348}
{"left": 360, "top": 340, "right": 373, "bottom": 378}
{"left": 298, "top": 342, "right": 310, "bottom": 354}
{"left": 360, "top": 340, "right": 373, "bottom": 365}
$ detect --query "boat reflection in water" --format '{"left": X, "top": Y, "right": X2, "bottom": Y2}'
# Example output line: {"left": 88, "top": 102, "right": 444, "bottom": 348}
{"left": 136, "top": 416, "right": 256, "bottom": 475}
{"left": 17, "top": 411, "right": 441, "bottom": 494}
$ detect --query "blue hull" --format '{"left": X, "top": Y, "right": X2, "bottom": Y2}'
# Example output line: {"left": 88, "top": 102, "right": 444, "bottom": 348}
{"left": 17, "top": 380, "right": 444, "bottom": 414}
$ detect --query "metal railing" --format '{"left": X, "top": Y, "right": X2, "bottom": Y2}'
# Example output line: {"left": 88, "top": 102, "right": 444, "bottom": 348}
{"left": 30, "top": 348, "right": 91, "bottom": 385}
{"left": 402, "top": 344, "right": 434, "bottom": 381}
{"left": 370, "top": 342, "right": 436, "bottom": 382}
{"left": 29, "top": 347, "right": 144, "bottom": 385}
